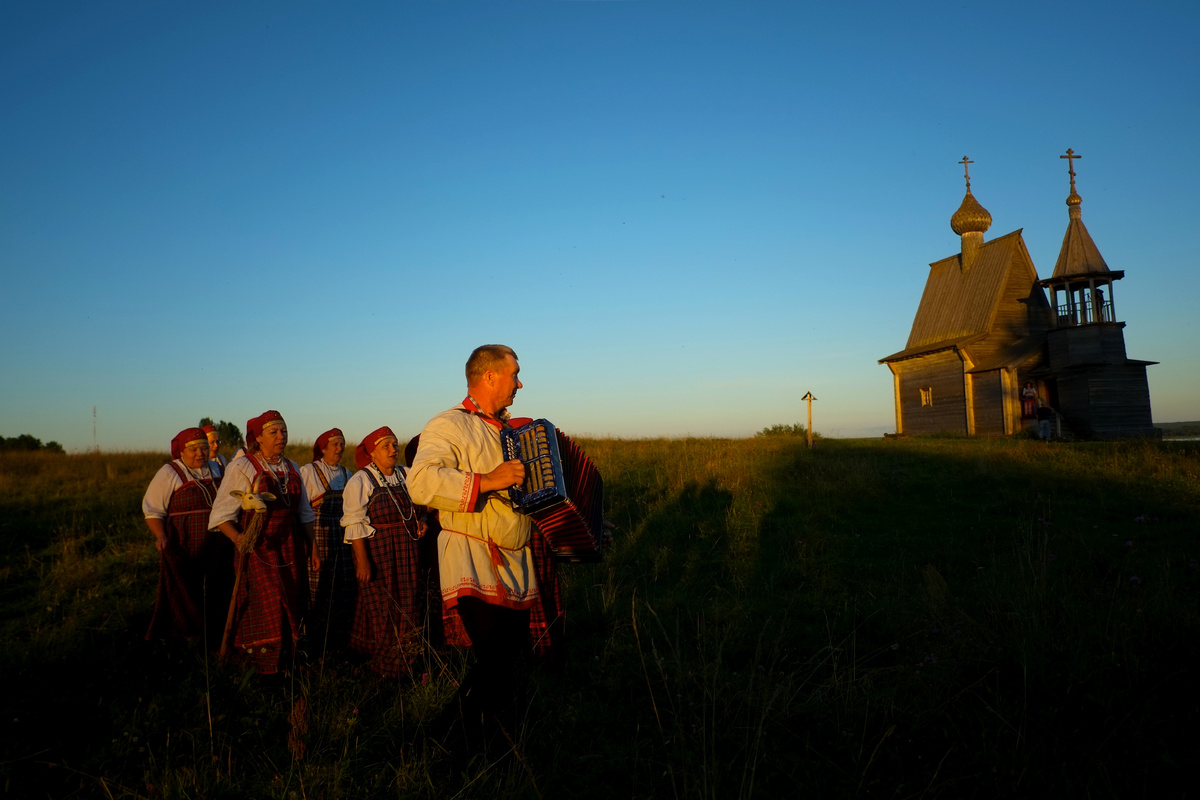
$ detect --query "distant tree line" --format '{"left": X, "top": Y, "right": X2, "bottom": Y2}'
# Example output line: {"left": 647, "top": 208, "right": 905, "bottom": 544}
{"left": 755, "top": 422, "right": 817, "bottom": 439}
{"left": 0, "top": 434, "right": 65, "bottom": 454}
{"left": 199, "top": 418, "right": 244, "bottom": 449}
{"left": 1157, "top": 420, "right": 1200, "bottom": 437}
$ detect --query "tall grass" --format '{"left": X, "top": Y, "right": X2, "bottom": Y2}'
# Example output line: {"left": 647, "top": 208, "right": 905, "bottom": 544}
{"left": 2, "top": 438, "right": 1198, "bottom": 797}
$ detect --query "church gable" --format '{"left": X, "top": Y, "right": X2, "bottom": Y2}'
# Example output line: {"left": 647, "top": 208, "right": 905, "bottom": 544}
{"left": 963, "top": 237, "right": 1052, "bottom": 366}
{"left": 905, "top": 230, "right": 1024, "bottom": 352}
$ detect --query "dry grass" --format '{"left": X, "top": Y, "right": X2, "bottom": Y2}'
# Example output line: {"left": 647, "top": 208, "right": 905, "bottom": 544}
{"left": 2, "top": 437, "right": 1199, "bottom": 798}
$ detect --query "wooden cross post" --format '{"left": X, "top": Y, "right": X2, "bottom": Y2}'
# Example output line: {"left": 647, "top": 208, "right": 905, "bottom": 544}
{"left": 801, "top": 391, "right": 817, "bottom": 449}
{"left": 959, "top": 155, "right": 974, "bottom": 189}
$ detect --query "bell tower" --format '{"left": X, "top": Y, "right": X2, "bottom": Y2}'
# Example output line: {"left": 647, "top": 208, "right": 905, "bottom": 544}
{"left": 1036, "top": 150, "right": 1158, "bottom": 438}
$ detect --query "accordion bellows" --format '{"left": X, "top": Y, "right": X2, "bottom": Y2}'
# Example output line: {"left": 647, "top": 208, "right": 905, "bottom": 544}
{"left": 501, "top": 419, "right": 604, "bottom": 563}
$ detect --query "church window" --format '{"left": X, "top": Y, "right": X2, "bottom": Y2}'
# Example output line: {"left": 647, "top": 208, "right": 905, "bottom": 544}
{"left": 920, "top": 387, "right": 933, "bottom": 407}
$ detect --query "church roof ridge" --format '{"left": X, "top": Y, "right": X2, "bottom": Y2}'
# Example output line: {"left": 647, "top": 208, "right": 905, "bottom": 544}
{"left": 906, "top": 230, "right": 1032, "bottom": 351}
{"left": 928, "top": 228, "right": 1025, "bottom": 269}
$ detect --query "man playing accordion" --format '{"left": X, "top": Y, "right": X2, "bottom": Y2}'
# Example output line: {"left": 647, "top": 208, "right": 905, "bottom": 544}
{"left": 407, "top": 344, "right": 537, "bottom": 747}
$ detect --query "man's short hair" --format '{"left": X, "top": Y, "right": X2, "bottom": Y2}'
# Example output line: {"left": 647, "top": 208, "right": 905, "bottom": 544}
{"left": 466, "top": 344, "right": 518, "bottom": 385}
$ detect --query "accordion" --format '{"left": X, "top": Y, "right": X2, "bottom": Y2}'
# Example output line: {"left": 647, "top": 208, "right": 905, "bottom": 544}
{"left": 500, "top": 419, "right": 604, "bottom": 563}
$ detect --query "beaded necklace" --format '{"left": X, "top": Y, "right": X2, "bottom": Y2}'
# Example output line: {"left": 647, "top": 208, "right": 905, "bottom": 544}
{"left": 367, "top": 462, "right": 416, "bottom": 528}
{"left": 256, "top": 453, "right": 292, "bottom": 507}
{"left": 183, "top": 463, "right": 215, "bottom": 506}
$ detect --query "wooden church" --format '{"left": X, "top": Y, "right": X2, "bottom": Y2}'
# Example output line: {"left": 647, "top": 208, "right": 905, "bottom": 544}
{"left": 879, "top": 152, "right": 1157, "bottom": 439}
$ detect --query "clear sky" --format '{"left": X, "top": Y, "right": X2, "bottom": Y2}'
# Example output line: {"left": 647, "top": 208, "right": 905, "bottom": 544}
{"left": 3, "top": 1, "right": 1198, "bottom": 452}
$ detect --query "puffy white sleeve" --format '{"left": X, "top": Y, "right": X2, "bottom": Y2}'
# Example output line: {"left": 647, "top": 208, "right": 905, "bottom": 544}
{"left": 340, "top": 470, "right": 376, "bottom": 541}
{"left": 208, "top": 457, "right": 255, "bottom": 530}
{"left": 142, "top": 463, "right": 183, "bottom": 519}
{"left": 299, "top": 462, "right": 324, "bottom": 506}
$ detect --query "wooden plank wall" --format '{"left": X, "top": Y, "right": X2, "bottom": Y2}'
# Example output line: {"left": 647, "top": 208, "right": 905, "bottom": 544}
{"left": 1057, "top": 364, "right": 1155, "bottom": 437}
{"left": 894, "top": 351, "right": 968, "bottom": 435}
{"left": 1087, "top": 364, "right": 1155, "bottom": 436}
{"left": 971, "top": 370, "right": 1005, "bottom": 435}
{"left": 1047, "top": 325, "right": 1129, "bottom": 369}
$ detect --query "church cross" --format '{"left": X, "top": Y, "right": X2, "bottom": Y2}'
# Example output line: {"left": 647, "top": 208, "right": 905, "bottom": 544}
{"left": 959, "top": 156, "right": 974, "bottom": 189}
{"left": 1061, "top": 148, "right": 1082, "bottom": 193}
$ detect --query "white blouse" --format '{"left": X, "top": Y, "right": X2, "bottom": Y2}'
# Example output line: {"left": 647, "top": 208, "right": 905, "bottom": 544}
{"left": 142, "top": 460, "right": 214, "bottom": 519}
{"left": 299, "top": 460, "right": 351, "bottom": 505}
{"left": 208, "top": 455, "right": 316, "bottom": 530}
{"left": 340, "top": 464, "right": 408, "bottom": 542}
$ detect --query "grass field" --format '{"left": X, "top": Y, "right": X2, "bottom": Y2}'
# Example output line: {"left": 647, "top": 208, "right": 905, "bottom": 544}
{"left": 2, "top": 436, "right": 1198, "bottom": 798}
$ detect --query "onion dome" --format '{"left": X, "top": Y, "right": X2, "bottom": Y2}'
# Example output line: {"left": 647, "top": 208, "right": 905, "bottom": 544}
{"left": 951, "top": 189, "right": 992, "bottom": 236}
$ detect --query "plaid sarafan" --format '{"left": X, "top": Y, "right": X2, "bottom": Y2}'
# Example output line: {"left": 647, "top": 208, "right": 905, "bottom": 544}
{"left": 230, "top": 463, "right": 309, "bottom": 674}
{"left": 147, "top": 469, "right": 232, "bottom": 641}
{"left": 308, "top": 487, "right": 356, "bottom": 652}
{"left": 349, "top": 470, "right": 425, "bottom": 677}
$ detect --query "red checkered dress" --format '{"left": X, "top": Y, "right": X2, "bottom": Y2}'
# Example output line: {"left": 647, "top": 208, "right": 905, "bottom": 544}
{"left": 307, "top": 465, "right": 355, "bottom": 652}
{"left": 146, "top": 464, "right": 232, "bottom": 641}
{"left": 349, "top": 467, "right": 425, "bottom": 677}
{"left": 230, "top": 461, "right": 309, "bottom": 674}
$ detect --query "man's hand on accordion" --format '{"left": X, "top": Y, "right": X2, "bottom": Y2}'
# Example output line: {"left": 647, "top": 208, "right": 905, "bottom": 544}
{"left": 480, "top": 458, "right": 525, "bottom": 493}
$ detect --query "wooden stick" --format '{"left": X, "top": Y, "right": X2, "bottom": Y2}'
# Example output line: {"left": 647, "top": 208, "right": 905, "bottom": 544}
{"left": 218, "top": 551, "right": 247, "bottom": 661}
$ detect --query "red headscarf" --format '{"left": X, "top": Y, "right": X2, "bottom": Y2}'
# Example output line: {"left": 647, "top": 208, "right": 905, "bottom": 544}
{"left": 354, "top": 426, "right": 398, "bottom": 470}
{"left": 244, "top": 415, "right": 260, "bottom": 450}
{"left": 201, "top": 424, "right": 217, "bottom": 435}
{"left": 170, "top": 427, "right": 209, "bottom": 460}
{"left": 312, "top": 428, "right": 345, "bottom": 462}
{"left": 247, "top": 410, "right": 284, "bottom": 442}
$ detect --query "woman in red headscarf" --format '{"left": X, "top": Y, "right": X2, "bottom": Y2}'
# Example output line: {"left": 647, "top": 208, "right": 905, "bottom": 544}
{"left": 340, "top": 426, "right": 429, "bottom": 677}
{"left": 299, "top": 428, "right": 355, "bottom": 653}
{"left": 143, "top": 427, "right": 233, "bottom": 642}
{"left": 208, "top": 410, "right": 319, "bottom": 674}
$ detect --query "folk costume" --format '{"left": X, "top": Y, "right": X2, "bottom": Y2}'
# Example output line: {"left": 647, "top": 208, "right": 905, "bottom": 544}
{"left": 143, "top": 428, "right": 232, "bottom": 642}
{"left": 209, "top": 412, "right": 315, "bottom": 674}
{"left": 407, "top": 398, "right": 539, "bottom": 614}
{"left": 408, "top": 398, "right": 539, "bottom": 725}
{"left": 341, "top": 427, "right": 427, "bottom": 677}
{"left": 299, "top": 429, "right": 354, "bottom": 652}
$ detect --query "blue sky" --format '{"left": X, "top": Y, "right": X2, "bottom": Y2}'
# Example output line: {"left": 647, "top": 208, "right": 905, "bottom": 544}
{"left": 3, "top": 1, "right": 1198, "bottom": 451}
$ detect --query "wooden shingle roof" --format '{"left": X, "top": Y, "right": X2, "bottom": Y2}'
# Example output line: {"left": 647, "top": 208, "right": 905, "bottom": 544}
{"left": 880, "top": 230, "right": 1033, "bottom": 364}
{"left": 1048, "top": 213, "right": 1111, "bottom": 280}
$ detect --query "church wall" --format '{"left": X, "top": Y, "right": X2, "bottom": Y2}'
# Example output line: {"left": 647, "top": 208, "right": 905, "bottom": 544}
{"left": 1047, "top": 325, "right": 1129, "bottom": 370}
{"left": 1055, "top": 364, "right": 1156, "bottom": 438}
{"left": 996, "top": 259, "right": 1050, "bottom": 339}
{"left": 893, "top": 351, "right": 968, "bottom": 435}
{"left": 1087, "top": 364, "right": 1156, "bottom": 437}
{"left": 1055, "top": 373, "right": 1090, "bottom": 433}
{"left": 970, "top": 370, "right": 1005, "bottom": 435}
